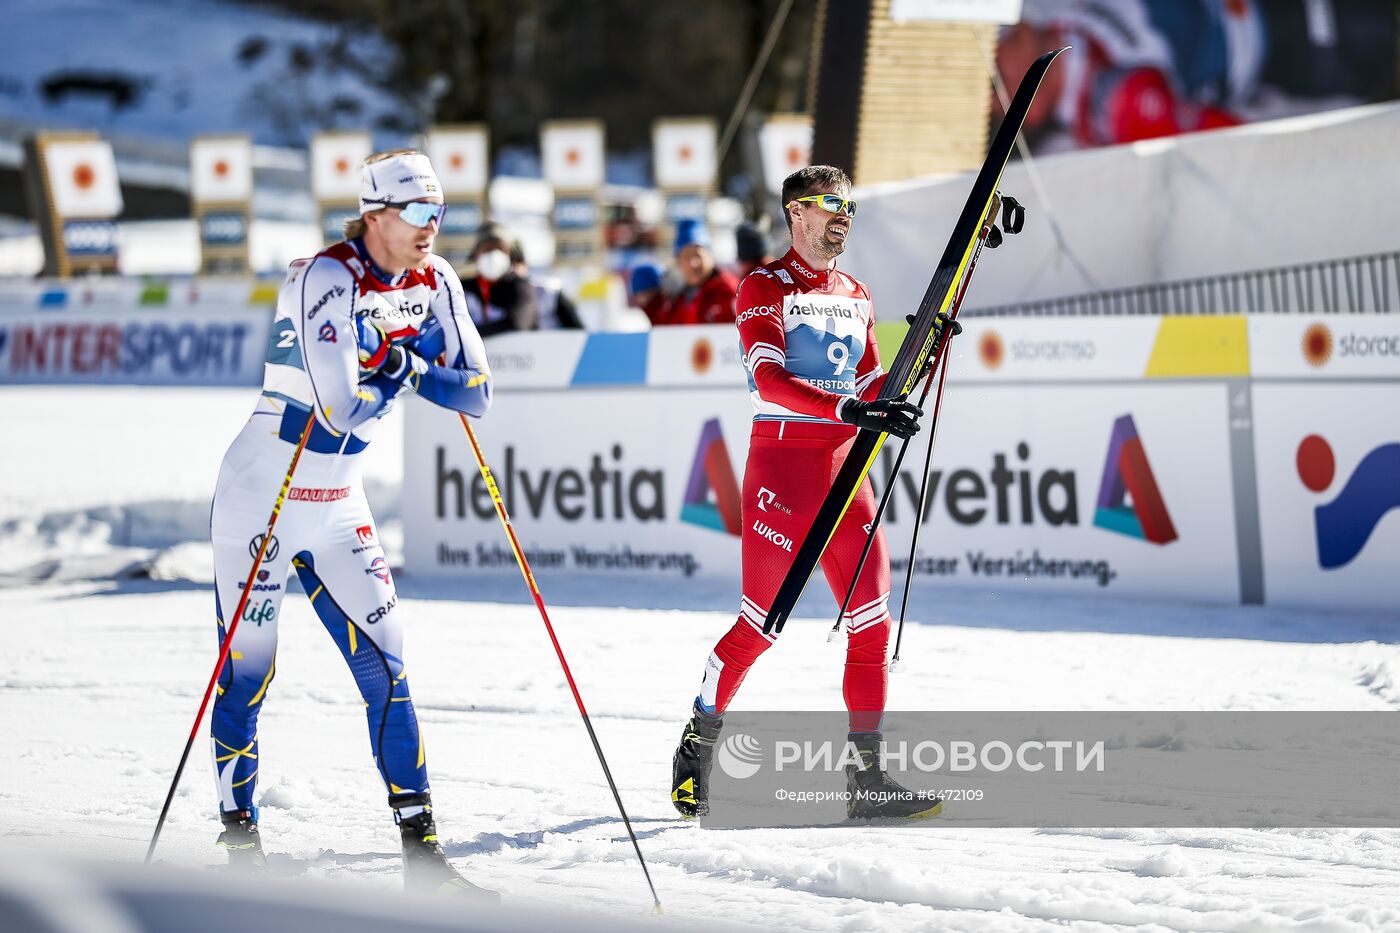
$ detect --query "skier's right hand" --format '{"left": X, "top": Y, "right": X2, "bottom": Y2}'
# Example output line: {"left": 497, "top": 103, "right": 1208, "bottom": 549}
{"left": 356, "top": 316, "right": 390, "bottom": 374}
{"left": 839, "top": 397, "right": 923, "bottom": 439}
{"left": 356, "top": 316, "right": 413, "bottom": 381}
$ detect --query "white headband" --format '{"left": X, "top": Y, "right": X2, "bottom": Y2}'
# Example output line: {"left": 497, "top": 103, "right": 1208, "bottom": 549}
{"left": 359, "top": 152, "right": 442, "bottom": 214}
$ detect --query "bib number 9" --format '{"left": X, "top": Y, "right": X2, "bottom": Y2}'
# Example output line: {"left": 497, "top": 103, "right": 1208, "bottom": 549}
{"left": 827, "top": 341, "right": 850, "bottom": 376}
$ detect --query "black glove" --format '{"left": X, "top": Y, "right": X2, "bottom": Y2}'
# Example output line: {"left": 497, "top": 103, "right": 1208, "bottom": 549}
{"left": 839, "top": 397, "right": 923, "bottom": 439}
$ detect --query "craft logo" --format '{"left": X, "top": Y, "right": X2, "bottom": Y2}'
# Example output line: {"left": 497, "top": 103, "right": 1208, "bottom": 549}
{"left": 681, "top": 418, "right": 741, "bottom": 536}
{"left": 979, "top": 329, "right": 1003, "bottom": 370}
{"left": 1093, "top": 414, "right": 1177, "bottom": 545}
{"left": 717, "top": 733, "right": 764, "bottom": 779}
{"left": 1302, "top": 323, "right": 1332, "bottom": 368}
{"left": 1297, "top": 434, "right": 1400, "bottom": 569}
{"left": 365, "top": 594, "right": 397, "bottom": 625}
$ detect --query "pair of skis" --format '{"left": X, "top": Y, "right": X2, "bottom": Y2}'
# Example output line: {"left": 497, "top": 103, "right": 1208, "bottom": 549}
{"left": 763, "top": 46, "right": 1067, "bottom": 637}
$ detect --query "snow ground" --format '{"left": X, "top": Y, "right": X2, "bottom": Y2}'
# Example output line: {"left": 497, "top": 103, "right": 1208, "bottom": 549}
{"left": 4, "top": 385, "right": 1400, "bottom": 931}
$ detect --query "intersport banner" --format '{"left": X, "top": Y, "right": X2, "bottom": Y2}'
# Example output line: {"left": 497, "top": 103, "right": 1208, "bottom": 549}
{"left": 402, "top": 379, "right": 1241, "bottom": 604}
{"left": 0, "top": 308, "right": 272, "bottom": 386}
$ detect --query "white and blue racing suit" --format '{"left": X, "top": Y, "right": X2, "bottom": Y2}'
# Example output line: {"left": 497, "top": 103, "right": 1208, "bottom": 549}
{"left": 210, "top": 238, "right": 490, "bottom": 814}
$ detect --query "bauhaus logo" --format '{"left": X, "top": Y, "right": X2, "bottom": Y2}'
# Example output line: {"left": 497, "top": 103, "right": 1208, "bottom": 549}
{"left": 1297, "top": 434, "right": 1400, "bottom": 569}
{"left": 1093, "top": 414, "right": 1177, "bottom": 545}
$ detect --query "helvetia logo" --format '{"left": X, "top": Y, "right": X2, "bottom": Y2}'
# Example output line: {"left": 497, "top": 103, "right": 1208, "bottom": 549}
{"left": 1302, "top": 323, "right": 1332, "bottom": 368}
{"left": 1093, "top": 414, "right": 1177, "bottom": 545}
{"left": 1297, "top": 434, "right": 1400, "bottom": 569}
{"left": 681, "top": 418, "right": 742, "bottom": 536}
{"left": 717, "top": 733, "right": 764, "bottom": 779}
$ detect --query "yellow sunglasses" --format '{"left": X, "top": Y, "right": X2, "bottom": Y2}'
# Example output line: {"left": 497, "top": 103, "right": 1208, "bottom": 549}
{"left": 789, "top": 193, "right": 858, "bottom": 217}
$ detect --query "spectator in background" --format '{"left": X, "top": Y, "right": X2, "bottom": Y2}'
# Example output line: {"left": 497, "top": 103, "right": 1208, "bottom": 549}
{"left": 996, "top": 0, "right": 1262, "bottom": 150}
{"left": 512, "top": 249, "right": 584, "bottom": 330}
{"left": 463, "top": 222, "right": 538, "bottom": 336}
{"left": 669, "top": 218, "right": 738, "bottom": 325}
{"left": 630, "top": 261, "right": 671, "bottom": 327}
{"left": 734, "top": 222, "right": 774, "bottom": 281}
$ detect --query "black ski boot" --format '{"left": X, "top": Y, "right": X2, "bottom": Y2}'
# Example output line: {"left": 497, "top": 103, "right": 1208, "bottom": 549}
{"left": 671, "top": 706, "right": 723, "bottom": 819}
{"left": 393, "top": 794, "right": 499, "bottom": 901}
{"left": 217, "top": 808, "right": 268, "bottom": 871}
{"left": 845, "top": 733, "right": 942, "bottom": 821}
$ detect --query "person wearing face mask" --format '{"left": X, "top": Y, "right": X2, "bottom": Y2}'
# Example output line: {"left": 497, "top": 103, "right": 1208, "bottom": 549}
{"left": 463, "top": 222, "right": 538, "bottom": 336}
{"left": 669, "top": 218, "right": 738, "bottom": 326}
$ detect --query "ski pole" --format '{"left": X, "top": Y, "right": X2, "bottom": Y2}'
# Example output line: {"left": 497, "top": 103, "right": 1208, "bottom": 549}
{"left": 826, "top": 363, "right": 939, "bottom": 643}
{"left": 887, "top": 217, "right": 1002, "bottom": 670}
{"left": 890, "top": 351, "right": 954, "bottom": 672}
{"left": 146, "top": 412, "right": 317, "bottom": 864}
{"left": 456, "top": 414, "right": 664, "bottom": 914}
{"left": 826, "top": 217, "right": 990, "bottom": 646}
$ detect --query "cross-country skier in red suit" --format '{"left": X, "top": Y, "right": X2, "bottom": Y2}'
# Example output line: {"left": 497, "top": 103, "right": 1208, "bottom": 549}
{"left": 670, "top": 165, "right": 938, "bottom": 821}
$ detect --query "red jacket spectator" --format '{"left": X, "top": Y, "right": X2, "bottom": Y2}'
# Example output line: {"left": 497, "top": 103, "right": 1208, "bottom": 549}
{"left": 671, "top": 219, "right": 737, "bottom": 325}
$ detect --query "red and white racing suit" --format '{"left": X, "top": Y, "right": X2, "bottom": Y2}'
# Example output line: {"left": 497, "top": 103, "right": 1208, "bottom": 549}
{"left": 696, "top": 248, "right": 893, "bottom": 733}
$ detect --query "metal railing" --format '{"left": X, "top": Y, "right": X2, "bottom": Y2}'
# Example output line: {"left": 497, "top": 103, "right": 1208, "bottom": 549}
{"left": 968, "top": 250, "right": 1400, "bottom": 317}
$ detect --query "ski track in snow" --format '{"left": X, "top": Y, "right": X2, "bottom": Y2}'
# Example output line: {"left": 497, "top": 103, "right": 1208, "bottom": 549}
{"left": 4, "top": 582, "right": 1400, "bottom": 932}
{"left": 4, "top": 386, "right": 1400, "bottom": 930}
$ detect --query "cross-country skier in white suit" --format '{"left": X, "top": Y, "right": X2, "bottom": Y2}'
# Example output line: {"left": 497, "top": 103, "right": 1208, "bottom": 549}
{"left": 208, "top": 149, "right": 494, "bottom": 897}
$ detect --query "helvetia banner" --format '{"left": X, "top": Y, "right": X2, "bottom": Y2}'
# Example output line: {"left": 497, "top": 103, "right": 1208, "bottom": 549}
{"left": 402, "top": 379, "right": 1242, "bottom": 602}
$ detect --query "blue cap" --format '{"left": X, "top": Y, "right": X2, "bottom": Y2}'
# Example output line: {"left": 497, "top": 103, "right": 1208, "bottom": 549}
{"left": 673, "top": 218, "right": 711, "bottom": 255}
{"left": 630, "top": 262, "right": 663, "bottom": 294}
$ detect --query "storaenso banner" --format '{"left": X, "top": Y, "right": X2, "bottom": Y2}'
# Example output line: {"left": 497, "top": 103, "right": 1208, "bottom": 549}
{"left": 703, "top": 712, "right": 1400, "bottom": 829}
